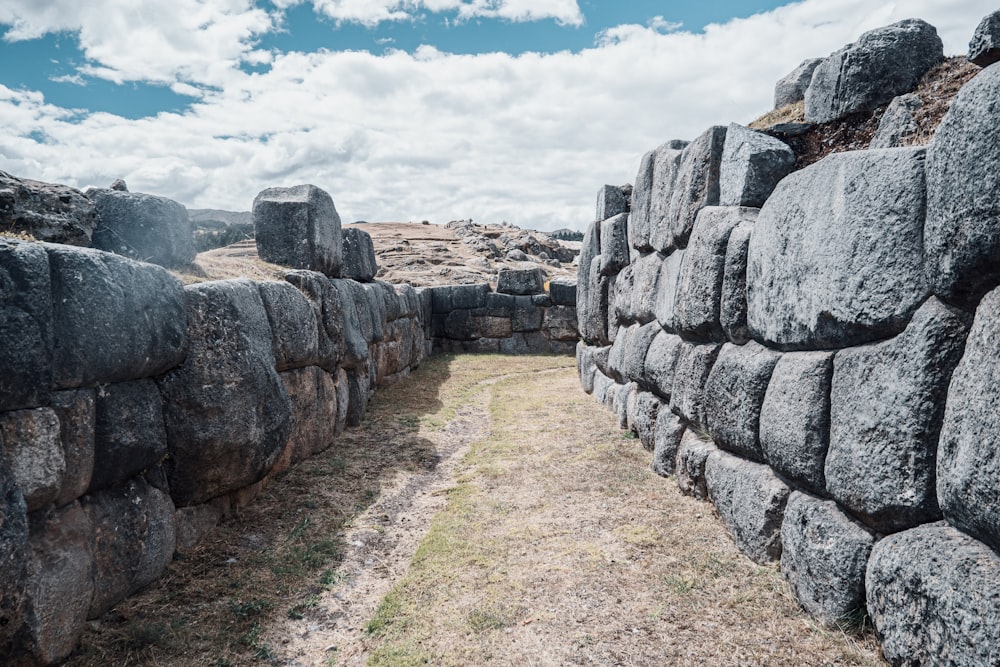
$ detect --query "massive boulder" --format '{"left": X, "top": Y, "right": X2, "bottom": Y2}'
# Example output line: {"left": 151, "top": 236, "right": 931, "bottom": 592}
{"left": 968, "top": 10, "right": 1000, "bottom": 67}
{"left": 718, "top": 124, "right": 794, "bottom": 208}
{"left": 925, "top": 62, "right": 1000, "bottom": 310}
{"left": 252, "top": 184, "right": 343, "bottom": 278}
{"left": 89, "top": 189, "right": 195, "bottom": 267}
{"left": 826, "top": 298, "right": 969, "bottom": 533}
{"left": 46, "top": 244, "right": 187, "bottom": 389}
{"left": 0, "top": 239, "right": 53, "bottom": 411}
{"left": 157, "top": 279, "right": 292, "bottom": 507}
{"left": 664, "top": 127, "right": 726, "bottom": 250}
{"left": 0, "top": 170, "right": 96, "bottom": 246}
{"left": 937, "top": 285, "right": 1000, "bottom": 553}
{"left": 341, "top": 227, "right": 377, "bottom": 282}
{"left": 746, "top": 147, "right": 929, "bottom": 350}
{"left": 866, "top": 523, "right": 1000, "bottom": 667}
{"left": 804, "top": 19, "right": 943, "bottom": 124}
{"left": 773, "top": 57, "right": 823, "bottom": 108}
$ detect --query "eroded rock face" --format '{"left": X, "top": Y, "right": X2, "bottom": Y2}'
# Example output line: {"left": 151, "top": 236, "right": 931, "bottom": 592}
{"left": 89, "top": 189, "right": 195, "bottom": 267}
{"left": 826, "top": 297, "right": 969, "bottom": 533}
{"left": 746, "top": 147, "right": 929, "bottom": 350}
{"left": 773, "top": 58, "right": 823, "bottom": 108}
{"left": 780, "top": 492, "right": 874, "bottom": 627}
{"left": 867, "top": 523, "right": 1000, "bottom": 667}
{"left": 253, "top": 184, "right": 343, "bottom": 278}
{"left": 0, "top": 239, "right": 53, "bottom": 411}
{"left": 925, "top": 62, "right": 1000, "bottom": 310}
{"left": 968, "top": 11, "right": 1000, "bottom": 67}
{"left": 805, "top": 19, "right": 943, "bottom": 123}
{"left": 0, "top": 170, "right": 96, "bottom": 246}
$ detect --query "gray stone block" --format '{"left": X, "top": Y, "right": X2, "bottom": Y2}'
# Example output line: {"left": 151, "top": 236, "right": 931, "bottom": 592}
{"left": 341, "top": 227, "right": 377, "bottom": 282}
{"left": 704, "top": 341, "right": 781, "bottom": 463}
{"left": 968, "top": 10, "right": 1000, "bottom": 67}
{"left": 629, "top": 390, "right": 663, "bottom": 451}
{"left": 577, "top": 221, "right": 602, "bottom": 343}
{"left": 47, "top": 244, "right": 187, "bottom": 389}
{"left": 773, "top": 57, "right": 823, "bottom": 108}
{"left": 257, "top": 280, "right": 320, "bottom": 371}
{"left": 629, "top": 149, "right": 656, "bottom": 252}
{"left": 652, "top": 409, "right": 685, "bottom": 477}
{"left": 50, "top": 389, "right": 95, "bottom": 506}
{"left": 592, "top": 370, "right": 613, "bottom": 405}
{"left": 719, "top": 124, "right": 794, "bottom": 208}
{"left": 90, "top": 189, "right": 195, "bottom": 267}
{"left": 542, "top": 306, "right": 578, "bottom": 342}
{"left": 0, "top": 447, "right": 27, "bottom": 657}
{"left": 827, "top": 297, "right": 969, "bottom": 533}
{"left": 925, "top": 62, "right": 1000, "bottom": 309}
{"left": 780, "top": 491, "right": 875, "bottom": 627}
{"left": 345, "top": 367, "right": 371, "bottom": 427}
{"left": 648, "top": 140, "right": 690, "bottom": 253}
{"left": 805, "top": 19, "right": 943, "bottom": 123}
{"left": 665, "top": 127, "right": 726, "bottom": 249}
{"left": 760, "top": 351, "right": 833, "bottom": 494}
{"left": 866, "top": 523, "right": 1000, "bottom": 667}
{"left": 720, "top": 219, "right": 754, "bottom": 345}
{"left": 512, "top": 296, "right": 544, "bottom": 332}
{"left": 90, "top": 379, "right": 167, "bottom": 492}
{"left": 0, "top": 408, "right": 64, "bottom": 512}
{"left": 452, "top": 283, "right": 490, "bottom": 309}
{"left": 252, "top": 184, "right": 343, "bottom": 278}
{"left": 596, "top": 184, "right": 628, "bottom": 222}
{"left": 870, "top": 93, "right": 922, "bottom": 149}
{"left": 627, "top": 251, "right": 663, "bottom": 325}
{"left": 653, "top": 249, "right": 685, "bottom": 333}
{"left": 548, "top": 278, "right": 576, "bottom": 306}
{"left": 498, "top": 267, "right": 545, "bottom": 295}
{"left": 157, "top": 279, "right": 291, "bottom": 507}
{"left": 0, "top": 238, "right": 52, "bottom": 411}
{"left": 599, "top": 213, "right": 630, "bottom": 276}
{"left": 360, "top": 281, "right": 388, "bottom": 342}
{"left": 937, "top": 285, "right": 1000, "bottom": 552}
{"left": 641, "top": 330, "right": 682, "bottom": 399}
{"left": 614, "top": 382, "right": 637, "bottom": 430}
{"left": 669, "top": 342, "right": 720, "bottom": 430}
{"left": 676, "top": 430, "right": 716, "bottom": 499}
{"left": 283, "top": 270, "right": 345, "bottom": 373}
{"left": 746, "top": 147, "right": 929, "bottom": 350}
{"left": 332, "top": 280, "right": 373, "bottom": 368}
{"left": 280, "top": 366, "right": 338, "bottom": 465}
{"left": 705, "top": 448, "right": 791, "bottom": 564}
{"left": 675, "top": 207, "right": 753, "bottom": 342}
{"left": 0, "top": 169, "right": 96, "bottom": 246}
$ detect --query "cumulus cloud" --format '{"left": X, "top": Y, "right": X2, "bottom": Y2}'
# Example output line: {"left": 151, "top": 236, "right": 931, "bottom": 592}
{"left": 284, "top": 0, "right": 584, "bottom": 27}
{"left": 0, "top": 0, "right": 995, "bottom": 231}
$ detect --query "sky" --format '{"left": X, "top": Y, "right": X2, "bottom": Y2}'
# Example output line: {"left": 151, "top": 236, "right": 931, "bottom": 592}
{"left": 0, "top": 1, "right": 995, "bottom": 232}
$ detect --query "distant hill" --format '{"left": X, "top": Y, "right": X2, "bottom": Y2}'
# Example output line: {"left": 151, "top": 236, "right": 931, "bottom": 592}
{"left": 187, "top": 209, "right": 254, "bottom": 251}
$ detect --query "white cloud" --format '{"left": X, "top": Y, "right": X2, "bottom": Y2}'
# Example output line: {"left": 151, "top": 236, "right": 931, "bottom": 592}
{"left": 293, "top": 0, "right": 583, "bottom": 27}
{"left": 0, "top": 0, "right": 996, "bottom": 232}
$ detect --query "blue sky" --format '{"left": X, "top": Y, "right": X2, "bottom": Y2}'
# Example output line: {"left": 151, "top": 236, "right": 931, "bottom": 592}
{"left": 0, "top": 1, "right": 994, "bottom": 230}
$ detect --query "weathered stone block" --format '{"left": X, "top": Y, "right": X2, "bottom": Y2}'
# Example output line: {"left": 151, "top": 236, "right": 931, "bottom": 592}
{"left": 257, "top": 280, "right": 320, "bottom": 371}
{"left": 925, "top": 62, "right": 1000, "bottom": 309}
{"left": 870, "top": 93, "right": 922, "bottom": 149}
{"left": 705, "top": 449, "right": 790, "bottom": 564}
{"left": 359, "top": 281, "right": 387, "bottom": 343}
{"left": 719, "top": 124, "right": 794, "bottom": 208}
{"left": 866, "top": 523, "right": 1000, "bottom": 667}
{"left": 252, "top": 184, "right": 343, "bottom": 277}
{"left": 599, "top": 213, "right": 629, "bottom": 276}
{"left": 157, "top": 279, "right": 291, "bottom": 507}
{"left": 760, "top": 351, "right": 833, "bottom": 494}
{"left": 0, "top": 170, "right": 96, "bottom": 246}
{"left": 451, "top": 283, "right": 490, "bottom": 309}
{"left": 90, "top": 379, "right": 167, "bottom": 492}
{"left": 669, "top": 342, "right": 720, "bottom": 429}
{"left": 90, "top": 189, "right": 195, "bottom": 267}
{"left": 0, "top": 408, "right": 64, "bottom": 512}
{"left": 614, "top": 382, "right": 637, "bottom": 430}
{"left": 652, "top": 409, "right": 685, "bottom": 477}
{"left": 780, "top": 492, "right": 874, "bottom": 627}
{"left": 969, "top": 11, "right": 1000, "bottom": 67}
{"left": 345, "top": 367, "right": 370, "bottom": 427}
{"left": 548, "top": 278, "right": 576, "bottom": 306}
{"left": 596, "top": 184, "right": 628, "bottom": 222}
{"left": 331, "top": 280, "right": 372, "bottom": 368}
{"left": 629, "top": 149, "right": 656, "bottom": 252}
{"left": 0, "top": 450, "right": 28, "bottom": 656}
{"left": 341, "top": 227, "right": 377, "bottom": 282}
{"left": 720, "top": 219, "right": 754, "bottom": 345}
{"left": 641, "top": 330, "right": 682, "bottom": 399}
{"left": 703, "top": 341, "right": 781, "bottom": 463}
{"left": 676, "top": 431, "right": 716, "bottom": 499}
{"left": 628, "top": 391, "right": 663, "bottom": 451}
{"left": 653, "top": 249, "right": 685, "bottom": 333}
{"left": 498, "top": 267, "right": 546, "bottom": 296}
{"left": 512, "top": 296, "right": 544, "bottom": 332}
{"left": 284, "top": 270, "right": 345, "bottom": 373}
{"left": 746, "top": 147, "right": 929, "bottom": 350}
{"left": 665, "top": 126, "right": 726, "bottom": 249}
{"left": 542, "top": 306, "right": 577, "bottom": 341}
{"left": 0, "top": 239, "right": 52, "bottom": 411}
{"left": 280, "top": 366, "right": 338, "bottom": 465}
{"left": 647, "top": 140, "right": 690, "bottom": 254}
{"left": 50, "top": 389, "right": 95, "bottom": 507}
{"left": 805, "top": 19, "right": 943, "bottom": 123}
{"left": 827, "top": 297, "right": 969, "bottom": 533}
{"left": 625, "top": 251, "right": 663, "bottom": 325}
{"left": 773, "top": 57, "right": 823, "bottom": 108}
{"left": 592, "top": 370, "right": 614, "bottom": 405}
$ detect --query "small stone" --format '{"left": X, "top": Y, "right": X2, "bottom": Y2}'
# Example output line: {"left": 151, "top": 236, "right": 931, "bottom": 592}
{"left": 968, "top": 10, "right": 1000, "bottom": 67}
{"left": 773, "top": 58, "right": 823, "bottom": 108}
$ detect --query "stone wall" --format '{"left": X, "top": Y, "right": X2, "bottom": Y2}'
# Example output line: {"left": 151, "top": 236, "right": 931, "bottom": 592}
{"left": 575, "top": 41, "right": 1000, "bottom": 667}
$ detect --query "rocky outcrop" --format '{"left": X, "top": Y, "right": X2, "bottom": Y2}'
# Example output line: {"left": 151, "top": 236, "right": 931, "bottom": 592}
{"left": 0, "top": 171, "right": 96, "bottom": 246}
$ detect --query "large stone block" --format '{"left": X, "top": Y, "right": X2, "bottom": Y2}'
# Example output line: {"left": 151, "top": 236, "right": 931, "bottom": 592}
{"left": 157, "top": 279, "right": 292, "bottom": 507}
{"left": 345, "top": 367, "right": 371, "bottom": 427}
{"left": 746, "top": 147, "right": 929, "bottom": 350}
{"left": 50, "top": 389, "right": 95, "bottom": 507}
{"left": 512, "top": 296, "right": 544, "bottom": 332}
{"left": 703, "top": 341, "right": 781, "bottom": 463}
{"left": 720, "top": 219, "right": 754, "bottom": 345}
{"left": 542, "top": 306, "right": 578, "bottom": 342}
{"left": 257, "top": 280, "right": 320, "bottom": 371}
{"left": 90, "top": 189, "right": 195, "bottom": 267}
{"left": 47, "top": 244, "right": 187, "bottom": 389}
{"left": 969, "top": 11, "right": 1000, "bottom": 67}
{"left": 665, "top": 126, "right": 726, "bottom": 249}
{"left": 719, "top": 124, "right": 794, "bottom": 208}
{"left": 760, "top": 351, "right": 833, "bottom": 494}
{"left": 676, "top": 430, "right": 716, "bottom": 499}
{"left": 0, "top": 408, "right": 64, "bottom": 512}
{"left": 283, "top": 270, "right": 345, "bottom": 373}
{"left": 498, "top": 267, "right": 545, "bottom": 296}
{"left": 599, "top": 213, "right": 630, "bottom": 276}
{"left": 90, "top": 379, "right": 167, "bottom": 492}
{"left": 773, "top": 57, "right": 823, "bottom": 108}
{"left": 624, "top": 251, "right": 663, "bottom": 325}
{"left": 24, "top": 502, "right": 94, "bottom": 665}
{"left": 937, "top": 286, "right": 1000, "bottom": 552}
{"left": 576, "top": 221, "right": 602, "bottom": 343}
{"left": 452, "top": 283, "right": 490, "bottom": 310}
{"left": 0, "top": 170, "right": 96, "bottom": 246}
{"left": 780, "top": 492, "right": 875, "bottom": 627}
{"left": 280, "top": 366, "right": 338, "bottom": 465}
{"left": 705, "top": 449, "right": 790, "bottom": 564}
{"left": 628, "top": 149, "right": 656, "bottom": 252}
{"left": 0, "top": 239, "right": 53, "bottom": 412}
{"left": 641, "top": 330, "right": 682, "bottom": 399}
{"left": 925, "top": 62, "right": 1000, "bottom": 309}
{"left": 330, "top": 279, "right": 372, "bottom": 369}
{"left": 583, "top": 260, "right": 610, "bottom": 346}
{"left": 653, "top": 249, "right": 685, "bottom": 333}
{"left": 652, "top": 409, "right": 685, "bottom": 477}
{"left": 341, "top": 227, "right": 377, "bottom": 282}
{"left": 648, "top": 140, "right": 690, "bottom": 254}
{"left": 591, "top": 370, "right": 614, "bottom": 407}
{"left": 548, "top": 278, "right": 576, "bottom": 307}
{"left": 253, "top": 184, "right": 343, "bottom": 277}
{"left": 804, "top": 19, "right": 943, "bottom": 123}
{"left": 82, "top": 477, "right": 176, "bottom": 618}
{"left": 0, "top": 450, "right": 28, "bottom": 656}
{"left": 669, "top": 342, "right": 720, "bottom": 430}
{"left": 674, "top": 207, "right": 752, "bottom": 342}
{"left": 360, "top": 281, "right": 388, "bottom": 342}
{"left": 596, "top": 184, "right": 628, "bottom": 222}
{"left": 869, "top": 93, "right": 922, "bottom": 149}
{"left": 827, "top": 297, "right": 969, "bottom": 533}
{"left": 866, "top": 523, "right": 1000, "bottom": 667}
{"left": 628, "top": 390, "right": 663, "bottom": 451}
